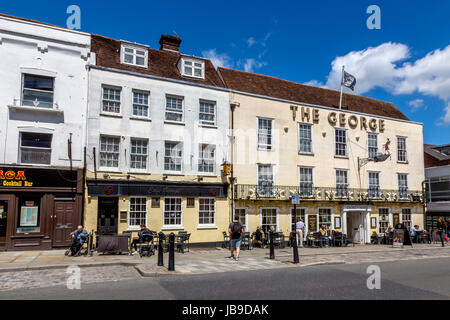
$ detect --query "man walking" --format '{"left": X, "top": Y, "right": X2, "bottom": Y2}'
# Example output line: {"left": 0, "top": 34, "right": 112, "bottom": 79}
{"left": 228, "top": 216, "right": 244, "bottom": 261}
{"left": 296, "top": 219, "right": 305, "bottom": 248}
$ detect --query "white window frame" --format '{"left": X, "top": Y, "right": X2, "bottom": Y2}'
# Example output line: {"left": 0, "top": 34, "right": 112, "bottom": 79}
{"left": 199, "top": 100, "right": 217, "bottom": 126}
{"left": 368, "top": 133, "right": 379, "bottom": 159}
{"left": 121, "top": 43, "right": 148, "bottom": 68}
{"left": 257, "top": 117, "right": 274, "bottom": 151}
{"left": 335, "top": 128, "right": 348, "bottom": 157}
{"left": 298, "top": 123, "right": 313, "bottom": 154}
{"left": 101, "top": 85, "right": 122, "bottom": 115}
{"left": 368, "top": 171, "right": 381, "bottom": 199}
{"left": 164, "top": 141, "right": 183, "bottom": 173}
{"left": 198, "top": 197, "right": 216, "bottom": 228}
{"left": 19, "top": 132, "right": 53, "bottom": 165}
{"left": 378, "top": 207, "right": 391, "bottom": 234}
{"left": 130, "top": 138, "right": 148, "bottom": 171}
{"left": 21, "top": 73, "right": 55, "bottom": 109}
{"left": 128, "top": 197, "right": 148, "bottom": 230}
{"left": 289, "top": 207, "right": 307, "bottom": 233}
{"left": 397, "top": 136, "right": 408, "bottom": 163}
{"left": 165, "top": 95, "right": 184, "bottom": 123}
{"left": 257, "top": 164, "right": 275, "bottom": 197}
{"left": 260, "top": 207, "right": 279, "bottom": 233}
{"left": 299, "top": 166, "right": 315, "bottom": 198}
{"left": 99, "top": 135, "right": 120, "bottom": 169}
{"left": 132, "top": 90, "right": 150, "bottom": 119}
{"left": 198, "top": 144, "right": 216, "bottom": 175}
{"left": 163, "top": 197, "right": 183, "bottom": 230}
{"left": 234, "top": 207, "right": 249, "bottom": 232}
{"left": 398, "top": 173, "right": 409, "bottom": 199}
{"left": 181, "top": 57, "right": 205, "bottom": 79}
{"left": 335, "top": 169, "right": 349, "bottom": 198}
{"left": 318, "top": 207, "right": 334, "bottom": 232}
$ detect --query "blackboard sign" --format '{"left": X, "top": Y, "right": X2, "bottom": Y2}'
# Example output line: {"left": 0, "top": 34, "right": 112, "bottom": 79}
{"left": 308, "top": 215, "right": 317, "bottom": 233}
{"left": 393, "top": 229, "right": 404, "bottom": 247}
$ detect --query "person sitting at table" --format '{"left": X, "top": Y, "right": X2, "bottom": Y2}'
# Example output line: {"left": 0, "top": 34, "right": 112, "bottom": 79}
{"left": 131, "top": 225, "right": 152, "bottom": 253}
{"left": 319, "top": 225, "right": 330, "bottom": 247}
{"left": 254, "top": 226, "right": 268, "bottom": 248}
{"left": 410, "top": 225, "right": 420, "bottom": 243}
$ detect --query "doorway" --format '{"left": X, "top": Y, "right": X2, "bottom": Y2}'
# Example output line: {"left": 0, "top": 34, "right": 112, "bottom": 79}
{"left": 346, "top": 211, "right": 368, "bottom": 244}
{"left": 0, "top": 200, "right": 8, "bottom": 248}
{"left": 53, "top": 200, "right": 77, "bottom": 247}
{"left": 98, "top": 197, "right": 118, "bottom": 235}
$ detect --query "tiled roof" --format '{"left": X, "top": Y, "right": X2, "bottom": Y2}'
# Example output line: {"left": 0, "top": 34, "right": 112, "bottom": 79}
{"left": 218, "top": 67, "right": 410, "bottom": 121}
{"left": 91, "top": 35, "right": 225, "bottom": 88}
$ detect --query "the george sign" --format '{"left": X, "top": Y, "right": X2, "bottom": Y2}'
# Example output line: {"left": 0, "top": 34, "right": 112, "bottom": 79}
{"left": 393, "top": 229, "right": 404, "bottom": 248}
{"left": 291, "top": 194, "right": 300, "bottom": 205}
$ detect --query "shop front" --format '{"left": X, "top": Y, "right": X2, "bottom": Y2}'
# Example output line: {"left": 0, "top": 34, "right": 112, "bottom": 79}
{"left": 85, "top": 179, "right": 230, "bottom": 244}
{"left": 0, "top": 166, "right": 84, "bottom": 251}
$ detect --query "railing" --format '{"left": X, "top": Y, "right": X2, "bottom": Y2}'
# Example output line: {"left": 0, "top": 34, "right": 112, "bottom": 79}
{"left": 235, "top": 184, "right": 424, "bottom": 203}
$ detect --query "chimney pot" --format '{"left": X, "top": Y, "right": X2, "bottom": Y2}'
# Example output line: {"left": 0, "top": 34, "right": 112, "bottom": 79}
{"left": 159, "top": 34, "right": 181, "bottom": 52}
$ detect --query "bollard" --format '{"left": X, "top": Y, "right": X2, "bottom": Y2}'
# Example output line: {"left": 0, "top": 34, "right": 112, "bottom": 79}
{"left": 292, "top": 232, "right": 299, "bottom": 264}
{"left": 168, "top": 233, "right": 175, "bottom": 271}
{"left": 158, "top": 232, "right": 165, "bottom": 267}
{"left": 269, "top": 231, "right": 275, "bottom": 260}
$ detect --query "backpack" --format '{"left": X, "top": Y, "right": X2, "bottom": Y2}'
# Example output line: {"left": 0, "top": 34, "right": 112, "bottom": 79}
{"left": 231, "top": 222, "right": 242, "bottom": 238}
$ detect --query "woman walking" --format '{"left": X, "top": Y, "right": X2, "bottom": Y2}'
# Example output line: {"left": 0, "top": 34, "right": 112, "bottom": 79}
{"left": 437, "top": 217, "right": 447, "bottom": 247}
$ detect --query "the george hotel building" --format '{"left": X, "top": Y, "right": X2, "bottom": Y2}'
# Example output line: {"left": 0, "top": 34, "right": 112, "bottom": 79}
{"left": 220, "top": 68, "right": 425, "bottom": 244}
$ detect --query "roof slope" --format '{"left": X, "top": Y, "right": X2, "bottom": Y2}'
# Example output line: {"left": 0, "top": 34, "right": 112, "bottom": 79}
{"left": 91, "top": 35, "right": 225, "bottom": 88}
{"left": 218, "top": 67, "right": 409, "bottom": 121}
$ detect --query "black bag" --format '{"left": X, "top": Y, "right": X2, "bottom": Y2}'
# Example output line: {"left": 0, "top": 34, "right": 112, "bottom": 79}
{"left": 231, "top": 222, "right": 242, "bottom": 238}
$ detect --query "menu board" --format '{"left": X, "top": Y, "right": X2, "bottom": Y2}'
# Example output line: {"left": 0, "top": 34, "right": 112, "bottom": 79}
{"left": 393, "top": 229, "right": 404, "bottom": 247}
{"left": 20, "top": 206, "right": 39, "bottom": 227}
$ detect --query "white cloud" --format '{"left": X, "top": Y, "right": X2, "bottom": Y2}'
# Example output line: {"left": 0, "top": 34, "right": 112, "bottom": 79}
{"left": 247, "top": 37, "right": 256, "bottom": 48}
{"left": 408, "top": 99, "right": 426, "bottom": 112}
{"left": 242, "top": 58, "right": 267, "bottom": 73}
{"left": 201, "top": 49, "right": 232, "bottom": 69}
{"left": 308, "top": 42, "right": 450, "bottom": 125}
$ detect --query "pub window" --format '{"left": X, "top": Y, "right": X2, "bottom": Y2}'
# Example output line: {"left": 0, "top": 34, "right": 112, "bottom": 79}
{"left": 164, "top": 142, "right": 183, "bottom": 172}
{"left": 397, "top": 136, "right": 408, "bottom": 162}
{"left": 335, "top": 128, "right": 347, "bottom": 157}
{"left": 398, "top": 174, "right": 409, "bottom": 199}
{"left": 335, "top": 169, "right": 349, "bottom": 198}
{"left": 102, "top": 86, "right": 121, "bottom": 114}
{"left": 234, "top": 208, "right": 247, "bottom": 231}
{"left": 198, "top": 144, "right": 215, "bottom": 174}
{"left": 401, "top": 208, "right": 412, "bottom": 229}
{"left": 129, "top": 197, "right": 147, "bottom": 229}
{"left": 100, "top": 136, "right": 120, "bottom": 168}
{"left": 368, "top": 172, "right": 381, "bottom": 198}
{"left": 368, "top": 133, "right": 378, "bottom": 158}
{"left": 257, "top": 118, "right": 273, "bottom": 150}
{"left": 299, "top": 124, "right": 313, "bottom": 154}
{"left": 130, "top": 138, "right": 148, "bottom": 170}
{"left": 198, "top": 198, "right": 215, "bottom": 226}
{"left": 261, "top": 208, "right": 277, "bottom": 234}
{"left": 257, "top": 164, "right": 275, "bottom": 197}
{"left": 164, "top": 197, "right": 182, "bottom": 227}
{"left": 318, "top": 208, "right": 332, "bottom": 232}
{"left": 291, "top": 208, "right": 306, "bottom": 232}
{"left": 17, "top": 197, "right": 41, "bottom": 233}
{"left": 22, "top": 74, "right": 54, "bottom": 108}
{"left": 299, "top": 167, "right": 314, "bottom": 197}
{"left": 378, "top": 208, "right": 390, "bottom": 233}
{"left": 20, "top": 132, "right": 52, "bottom": 165}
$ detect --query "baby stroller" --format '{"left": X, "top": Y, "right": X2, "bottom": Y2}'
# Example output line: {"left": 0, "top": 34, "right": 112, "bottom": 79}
{"left": 139, "top": 233, "right": 155, "bottom": 258}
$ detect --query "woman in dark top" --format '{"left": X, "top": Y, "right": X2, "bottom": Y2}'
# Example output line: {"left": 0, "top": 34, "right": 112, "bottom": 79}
{"left": 437, "top": 217, "right": 446, "bottom": 247}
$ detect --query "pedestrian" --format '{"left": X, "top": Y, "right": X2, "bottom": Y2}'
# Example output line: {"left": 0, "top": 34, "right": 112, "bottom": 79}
{"left": 437, "top": 217, "right": 446, "bottom": 247}
{"left": 296, "top": 219, "right": 305, "bottom": 248}
{"left": 228, "top": 216, "right": 244, "bottom": 261}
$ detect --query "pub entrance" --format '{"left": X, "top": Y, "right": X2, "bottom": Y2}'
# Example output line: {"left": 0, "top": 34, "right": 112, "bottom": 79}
{"left": 98, "top": 197, "right": 118, "bottom": 235}
{"left": 342, "top": 206, "right": 371, "bottom": 244}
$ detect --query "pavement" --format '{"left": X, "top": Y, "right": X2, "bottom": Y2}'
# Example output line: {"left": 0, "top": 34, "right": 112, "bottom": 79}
{"left": 0, "top": 243, "right": 449, "bottom": 292}
{"left": 2, "top": 257, "right": 450, "bottom": 300}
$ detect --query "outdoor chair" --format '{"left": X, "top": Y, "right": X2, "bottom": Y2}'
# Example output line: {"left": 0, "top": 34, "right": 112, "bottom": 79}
{"left": 242, "top": 232, "right": 252, "bottom": 250}
{"left": 332, "top": 231, "right": 344, "bottom": 247}
{"left": 176, "top": 233, "right": 191, "bottom": 253}
{"left": 370, "top": 232, "right": 380, "bottom": 244}
{"left": 307, "top": 233, "right": 323, "bottom": 248}
{"left": 222, "top": 231, "right": 230, "bottom": 249}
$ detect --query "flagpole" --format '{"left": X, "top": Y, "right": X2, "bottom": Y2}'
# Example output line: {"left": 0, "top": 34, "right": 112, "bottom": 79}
{"left": 339, "top": 65, "right": 344, "bottom": 110}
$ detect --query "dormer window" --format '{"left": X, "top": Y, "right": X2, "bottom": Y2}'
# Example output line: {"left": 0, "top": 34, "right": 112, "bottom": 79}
{"left": 181, "top": 57, "right": 204, "bottom": 79}
{"left": 121, "top": 43, "right": 148, "bottom": 68}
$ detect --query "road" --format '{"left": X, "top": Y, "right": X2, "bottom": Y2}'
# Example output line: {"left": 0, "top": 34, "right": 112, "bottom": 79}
{"left": 1, "top": 258, "right": 449, "bottom": 300}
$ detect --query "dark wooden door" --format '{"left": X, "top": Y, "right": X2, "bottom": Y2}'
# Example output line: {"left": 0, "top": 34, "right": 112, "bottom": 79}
{"left": 98, "top": 198, "right": 118, "bottom": 235}
{"left": 53, "top": 201, "right": 76, "bottom": 247}
{"left": 0, "top": 200, "right": 8, "bottom": 248}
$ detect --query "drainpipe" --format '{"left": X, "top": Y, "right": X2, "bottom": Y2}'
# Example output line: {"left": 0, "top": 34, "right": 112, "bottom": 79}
{"left": 230, "top": 102, "right": 240, "bottom": 223}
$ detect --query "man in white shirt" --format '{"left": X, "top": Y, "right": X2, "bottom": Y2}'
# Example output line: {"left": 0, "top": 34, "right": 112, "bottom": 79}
{"left": 296, "top": 219, "right": 305, "bottom": 248}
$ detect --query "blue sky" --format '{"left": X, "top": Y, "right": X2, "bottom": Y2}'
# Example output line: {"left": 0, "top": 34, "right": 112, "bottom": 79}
{"left": 2, "top": 0, "right": 449, "bottom": 144}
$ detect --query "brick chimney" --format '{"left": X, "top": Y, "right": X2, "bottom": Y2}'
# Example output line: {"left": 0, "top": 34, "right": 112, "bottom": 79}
{"left": 159, "top": 34, "right": 181, "bottom": 52}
